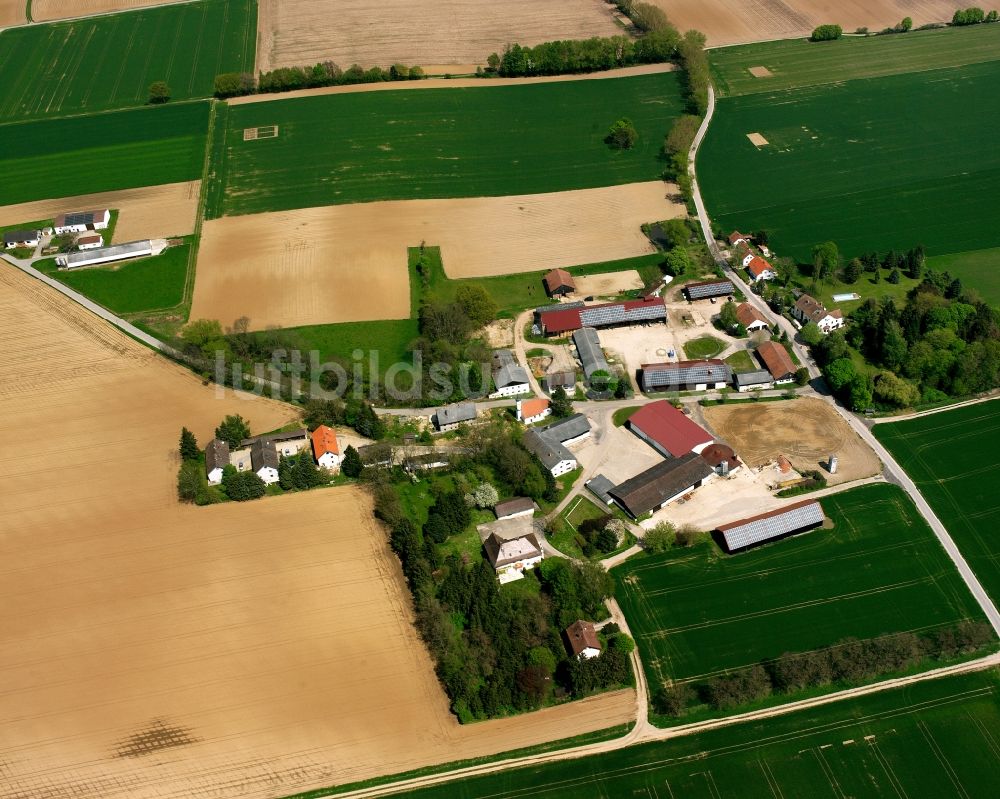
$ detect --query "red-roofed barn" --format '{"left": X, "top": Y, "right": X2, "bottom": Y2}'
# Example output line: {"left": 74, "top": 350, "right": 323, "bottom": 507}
{"left": 627, "top": 400, "right": 713, "bottom": 458}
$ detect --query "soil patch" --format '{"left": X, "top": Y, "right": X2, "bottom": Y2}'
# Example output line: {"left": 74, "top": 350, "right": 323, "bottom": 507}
{"left": 747, "top": 132, "right": 769, "bottom": 147}
{"left": 748, "top": 66, "right": 774, "bottom": 78}
{"left": 0, "top": 181, "right": 200, "bottom": 243}
{"left": 0, "top": 265, "right": 635, "bottom": 798}
{"left": 574, "top": 270, "right": 644, "bottom": 298}
{"left": 256, "top": 0, "right": 620, "bottom": 73}
{"left": 0, "top": 0, "right": 23, "bottom": 26}
{"left": 191, "top": 182, "right": 681, "bottom": 330}
{"left": 702, "top": 397, "right": 881, "bottom": 484}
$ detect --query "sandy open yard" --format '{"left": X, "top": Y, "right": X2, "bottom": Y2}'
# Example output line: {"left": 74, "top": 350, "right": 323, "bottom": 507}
{"left": 256, "top": 0, "right": 620, "bottom": 72}
{"left": 30, "top": 0, "right": 185, "bottom": 22}
{"left": 0, "top": 181, "right": 200, "bottom": 243}
{"left": 191, "top": 182, "right": 680, "bottom": 331}
{"left": 0, "top": 264, "right": 634, "bottom": 798}
{"left": 651, "top": 1, "right": 959, "bottom": 47}
{"left": 702, "top": 397, "right": 881, "bottom": 484}
{"left": 574, "top": 270, "right": 645, "bottom": 298}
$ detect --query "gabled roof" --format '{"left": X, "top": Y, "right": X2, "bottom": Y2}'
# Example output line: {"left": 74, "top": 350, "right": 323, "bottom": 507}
{"left": 543, "top": 268, "right": 576, "bottom": 293}
{"left": 495, "top": 362, "right": 530, "bottom": 388}
{"left": 610, "top": 453, "right": 714, "bottom": 517}
{"left": 539, "top": 413, "right": 590, "bottom": 443}
{"left": 56, "top": 209, "right": 108, "bottom": 227}
{"left": 717, "top": 499, "right": 824, "bottom": 552}
{"left": 747, "top": 256, "right": 773, "bottom": 278}
{"left": 250, "top": 439, "right": 279, "bottom": 472}
{"left": 565, "top": 620, "right": 601, "bottom": 656}
{"left": 573, "top": 327, "right": 610, "bottom": 378}
{"left": 756, "top": 340, "right": 796, "bottom": 379}
{"left": 628, "top": 400, "right": 712, "bottom": 457}
{"left": 640, "top": 360, "right": 732, "bottom": 389}
{"left": 733, "top": 369, "right": 774, "bottom": 389}
{"left": 242, "top": 428, "right": 308, "bottom": 447}
{"left": 494, "top": 497, "right": 535, "bottom": 518}
{"left": 77, "top": 234, "right": 103, "bottom": 245}
{"left": 794, "top": 294, "right": 825, "bottom": 317}
{"left": 437, "top": 403, "right": 477, "bottom": 425}
{"left": 539, "top": 298, "right": 666, "bottom": 334}
{"left": 483, "top": 532, "right": 543, "bottom": 568}
{"left": 3, "top": 229, "right": 38, "bottom": 244}
{"left": 519, "top": 397, "right": 550, "bottom": 420}
{"left": 728, "top": 231, "right": 748, "bottom": 245}
{"left": 736, "top": 303, "right": 769, "bottom": 328}
{"left": 586, "top": 474, "right": 616, "bottom": 504}
{"left": 311, "top": 425, "right": 340, "bottom": 457}
{"left": 523, "top": 429, "right": 575, "bottom": 471}
{"left": 205, "top": 438, "right": 230, "bottom": 473}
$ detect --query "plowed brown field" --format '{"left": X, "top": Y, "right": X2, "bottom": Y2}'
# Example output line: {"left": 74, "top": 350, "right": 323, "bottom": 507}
{"left": 256, "top": 0, "right": 620, "bottom": 72}
{"left": 0, "top": 0, "right": 23, "bottom": 26}
{"left": 651, "top": 1, "right": 958, "bottom": 47}
{"left": 702, "top": 397, "right": 881, "bottom": 484}
{"left": 0, "top": 181, "right": 199, "bottom": 243}
{"left": 31, "top": 0, "right": 185, "bottom": 22}
{"left": 0, "top": 265, "right": 634, "bottom": 798}
{"left": 191, "top": 181, "right": 681, "bottom": 331}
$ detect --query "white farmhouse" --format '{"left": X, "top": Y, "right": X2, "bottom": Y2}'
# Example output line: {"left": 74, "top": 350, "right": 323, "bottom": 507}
{"left": 54, "top": 209, "right": 110, "bottom": 234}
{"left": 250, "top": 440, "right": 280, "bottom": 484}
{"left": 565, "top": 620, "right": 602, "bottom": 660}
{"left": 793, "top": 294, "right": 845, "bottom": 333}
{"left": 746, "top": 256, "right": 776, "bottom": 283}
{"left": 205, "top": 438, "right": 230, "bottom": 485}
{"left": 311, "top": 424, "right": 343, "bottom": 471}
{"left": 483, "top": 532, "right": 544, "bottom": 583}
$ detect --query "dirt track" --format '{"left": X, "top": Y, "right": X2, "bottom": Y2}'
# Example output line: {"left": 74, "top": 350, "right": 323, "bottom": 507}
{"left": 256, "top": 0, "right": 620, "bottom": 73}
{"left": 0, "top": 264, "right": 634, "bottom": 798}
{"left": 31, "top": 0, "right": 185, "bottom": 22}
{"left": 652, "top": 0, "right": 959, "bottom": 47}
{"left": 191, "top": 182, "right": 681, "bottom": 331}
{"left": 702, "top": 397, "right": 881, "bottom": 484}
{"left": 0, "top": 181, "right": 200, "bottom": 243}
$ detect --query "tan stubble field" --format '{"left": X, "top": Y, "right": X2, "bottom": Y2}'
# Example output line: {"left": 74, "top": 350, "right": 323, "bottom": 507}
{"left": 0, "top": 264, "right": 634, "bottom": 799}
{"left": 650, "top": 1, "right": 960, "bottom": 47}
{"left": 0, "top": 0, "right": 23, "bottom": 26}
{"left": 190, "top": 181, "right": 683, "bottom": 331}
{"left": 30, "top": 0, "right": 185, "bottom": 22}
{"left": 256, "top": 0, "right": 621, "bottom": 72}
{"left": 0, "top": 181, "right": 200, "bottom": 243}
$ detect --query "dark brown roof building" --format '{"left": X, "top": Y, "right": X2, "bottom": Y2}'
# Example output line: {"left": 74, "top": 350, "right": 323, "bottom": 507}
{"left": 609, "top": 453, "right": 714, "bottom": 518}
{"left": 564, "top": 620, "right": 602, "bottom": 659}
{"left": 543, "top": 268, "right": 576, "bottom": 296}
{"left": 483, "top": 532, "right": 543, "bottom": 569}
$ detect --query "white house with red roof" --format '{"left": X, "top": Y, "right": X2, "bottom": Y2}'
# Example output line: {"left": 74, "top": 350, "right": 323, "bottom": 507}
{"left": 746, "top": 256, "right": 776, "bottom": 283}
{"left": 311, "top": 425, "right": 343, "bottom": 470}
{"left": 516, "top": 397, "right": 551, "bottom": 425}
{"left": 793, "top": 294, "right": 845, "bottom": 333}
{"left": 728, "top": 231, "right": 750, "bottom": 247}
{"left": 627, "top": 400, "right": 713, "bottom": 458}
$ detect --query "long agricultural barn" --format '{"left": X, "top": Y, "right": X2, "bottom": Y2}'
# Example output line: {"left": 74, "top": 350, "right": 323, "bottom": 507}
{"left": 640, "top": 359, "right": 732, "bottom": 392}
{"left": 573, "top": 327, "right": 610, "bottom": 379}
{"left": 716, "top": 499, "right": 825, "bottom": 553}
{"left": 627, "top": 400, "right": 713, "bottom": 457}
{"left": 609, "top": 453, "right": 714, "bottom": 519}
{"left": 684, "top": 279, "right": 734, "bottom": 301}
{"left": 538, "top": 297, "right": 666, "bottom": 335}
{"left": 56, "top": 239, "right": 153, "bottom": 269}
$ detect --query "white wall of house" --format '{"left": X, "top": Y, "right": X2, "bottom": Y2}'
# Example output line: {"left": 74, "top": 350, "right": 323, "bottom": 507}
{"left": 737, "top": 380, "right": 773, "bottom": 392}
{"left": 524, "top": 408, "right": 552, "bottom": 424}
{"left": 817, "top": 315, "right": 844, "bottom": 333}
{"left": 56, "top": 223, "right": 88, "bottom": 234}
{"left": 491, "top": 381, "right": 531, "bottom": 399}
{"left": 78, "top": 237, "right": 103, "bottom": 250}
{"left": 740, "top": 252, "right": 754, "bottom": 268}
{"left": 317, "top": 451, "right": 343, "bottom": 470}
{"left": 750, "top": 269, "right": 775, "bottom": 283}
{"left": 577, "top": 646, "right": 601, "bottom": 660}
{"left": 207, "top": 467, "right": 224, "bottom": 485}
{"left": 561, "top": 431, "right": 590, "bottom": 448}
{"left": 496, "top": 554, "right": 544, "bottom": 584}
{"left": 549, "top": 458, "right": 578, "bottom": 477}
{"left": 257, "top": 466, "right": 280, "bottom": 485}
{"left": 497, "top": 508, "right": 534, "bottom": 521}
{"left": 746, "top": 320, "right": 768, "bottom": 332}
{"left": 274, "top": 439, "right": 308, "bottom": 457}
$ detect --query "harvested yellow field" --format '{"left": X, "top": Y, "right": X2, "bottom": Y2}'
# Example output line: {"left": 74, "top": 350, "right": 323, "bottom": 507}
{"left": 31, "top": 0, "right": 185, "bottom": 22}
{"left": 0, "top": 265, "right": 635, "bottom": 798}
{"left": 650, "top": 1, "right": 959, "bottom": 46}
{"left": 0, "top": 0, "right": 23, "bottom": 26}
{"left": 256, "top": 0, "right": 620, "bottom": 72}
{"left": 191, "top": 182, "right": 681, "bottom": 331}
{"left": 0, "top": 181, "right": 199, "bottom": 243}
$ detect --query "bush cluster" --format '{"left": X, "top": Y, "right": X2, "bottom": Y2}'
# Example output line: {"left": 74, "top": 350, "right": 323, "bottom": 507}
{"left": 214, "top": 61, "right": 425, "bottom": 98}
{"left": 490, "top": 30, "right": 680, "bottom": 78}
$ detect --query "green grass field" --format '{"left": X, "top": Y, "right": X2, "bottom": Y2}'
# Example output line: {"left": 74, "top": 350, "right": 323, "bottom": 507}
{"left": 393, "top": 668, "right": 1000, "bottom": 799}
{"left": 34, "top": 238, "right": 193, "bottom": 314}
{"left": 0, "top": 101, "right": 210, "bottom": 205}
{"left": 683, "top": 334, "right": 726, "bottom": 359}
{"left": 616, "top": 484, "right": 986, "bottom": 691}
{"left": 699, "top": 44, "right": 1000, "bottom": 267}
{"left": 209, "top": 71, "right": 685, "bottom": 217}
{"left": 875, "top": 400, "right": 1000, "bottom": 606}
{"left": 0, "top": 0, "right": 256, "bottom": 122}
{"left": 928, "top": 246, "right": 1000, "bottom": 305}
{"left": 710, "top": 24, "right": 1000, "bottom": 97}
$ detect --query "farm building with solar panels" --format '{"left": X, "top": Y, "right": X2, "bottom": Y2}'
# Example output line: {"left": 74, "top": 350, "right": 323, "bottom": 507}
{"left": 684, "top": 279, "right": 734, "bottom": 302}
{"left": 640, "top": 359, "right": 732, "bottom": 392}
{"left": 716, "top": 499, "right": 826, "bottom": 553}
{"left": 537, "top": 297, "right": 666, "bottom": 335}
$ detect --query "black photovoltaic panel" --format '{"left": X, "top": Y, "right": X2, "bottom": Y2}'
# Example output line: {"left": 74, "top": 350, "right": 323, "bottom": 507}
{"left": 644, "top": 363, "right": 732, "bottom": 386}
{"left": 722, "top": 503, "right": 824, "bottom": 551}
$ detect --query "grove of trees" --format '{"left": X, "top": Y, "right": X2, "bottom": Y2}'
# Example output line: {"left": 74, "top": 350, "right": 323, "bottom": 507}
{"left": 214, "top": 60, "right": 425, "bottom": 98}
{"left": 810, "top": 24, "right": 843, "bottom": 41}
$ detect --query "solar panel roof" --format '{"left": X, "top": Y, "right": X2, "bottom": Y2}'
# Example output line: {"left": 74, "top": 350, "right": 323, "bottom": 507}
{"left": 719, "top": 500, "right": 824, "bottom": 551}
{"left": 686, "top": 281, "right": 734, "bottom": 300}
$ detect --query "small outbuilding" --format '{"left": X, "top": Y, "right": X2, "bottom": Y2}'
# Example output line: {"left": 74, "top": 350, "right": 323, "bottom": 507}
{"left": 735, "top": 303, "right": 770, "bottom": 333}
{"left": 435, "top": 402, "right": 477, "bottom": 431}
{"left": 564, "top": 620, "right": 602, "bottom": 660}
{"left": 543, "top": 268, "right": 576, "bottom": 297}
{"left": 517, "top": 397, "right": 551, "bottom": 425}
{"left": 3, "top": 229, "right": 40, "bottom": 249}
{"left": 76, "top": 234, "right": 104, "bottom": 250}
{"left": 732, "top": 369, "right": 774, "bottom": 392}
{"left": 494, "top": 497, "right": 536, "bottom": 520}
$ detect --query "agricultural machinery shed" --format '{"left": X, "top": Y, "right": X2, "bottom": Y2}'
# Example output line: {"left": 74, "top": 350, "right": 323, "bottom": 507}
{"left": 684, "top": 279, "right": 734, "bottom": 301}
{"left": 640, "top": 360, "right": 732, "bottom": 392}
{"left": 717, "top": 499, "right": 825, "bottom": 553}
{"left": 573, "top": 327, "right": 610, "bottom": 379}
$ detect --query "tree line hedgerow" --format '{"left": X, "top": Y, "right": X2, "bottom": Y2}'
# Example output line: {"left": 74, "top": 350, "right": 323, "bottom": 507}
{"left": 654, "top": 621, "right": 995, "bottom": 718}
{"left": 214, "top": 61, "right": 426, "bottom": 98}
